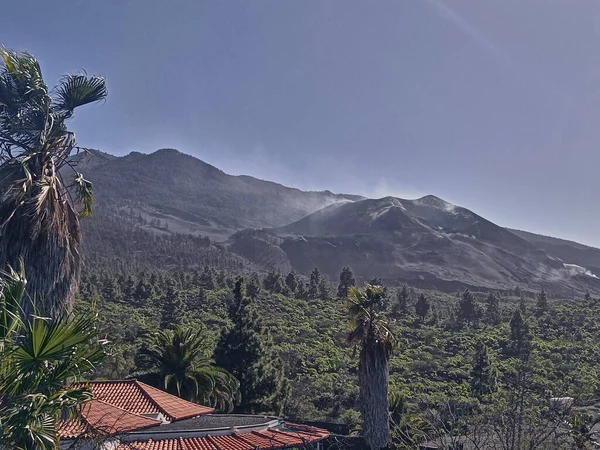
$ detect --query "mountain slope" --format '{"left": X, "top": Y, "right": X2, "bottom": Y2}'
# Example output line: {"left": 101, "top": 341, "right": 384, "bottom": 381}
{"left": 231, "top": 196, "right": 600, "bottom": 295}
{"left": 79, "top": 148, "right": 600, "bottom": 295}
{"left": 81, "top": 149, "right": 362, "bottom": 240}
{"left": 509, "top": 229, "right": 600, "bottom": 276}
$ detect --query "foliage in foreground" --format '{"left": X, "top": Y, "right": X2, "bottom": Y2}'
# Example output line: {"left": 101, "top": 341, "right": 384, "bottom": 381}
{"left": 0, "top": 265, "right": 106, "bottom": 450}
{"left": 0, "top": 48, "right": 106, "bottom": 317}
{"left": 77, "top": 260, "right": 600, "bottom": 448}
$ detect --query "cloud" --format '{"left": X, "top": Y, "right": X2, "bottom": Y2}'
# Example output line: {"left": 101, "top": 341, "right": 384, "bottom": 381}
{"left": 424, "top": 0, "right": 511, "bottom": 64}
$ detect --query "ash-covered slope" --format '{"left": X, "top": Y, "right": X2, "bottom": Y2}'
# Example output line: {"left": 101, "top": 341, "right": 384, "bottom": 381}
{"left": 231, "top": 196, "right": 600, "bottom": 295}
{"left": 81, "top": 149, "right": 362, "bottom": 241}
{"left": 509, "top": 229, "right": 600, "bottom": 277}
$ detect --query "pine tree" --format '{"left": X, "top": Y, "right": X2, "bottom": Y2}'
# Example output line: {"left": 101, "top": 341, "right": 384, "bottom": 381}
{"left": 296, "top": 279, "right": 308, "bottom": 300}
{"left": 584, "top": 291, "right": 592, "bottom": 303}
{"left": 133, "top": 276, "right": 154, "bottom": 307}
{"left": 214, "top": 278, "right": 289, "bottom": 414}
{"left": 392, "top": 285, "right": 409, "bottom": 318}
{"left": 308, "top": 268, "right": 321, "bottom": 299}
{"left": 160, "top": 282, "right": 185, "bottom": 329}
{"left": 102, "top": 278, "right": 123, "bottom": 303}
{"left": 470, "top": 340, "right": 498, "bottom": 398}
{"left": 149, "top": 273, "right": 160, "bottom": 289}
{"left": 518, "top": 296, "right": 527, "bottom": 317}
{"left": 264, "top": 271, "right": 284, "bottom": 294}
{"left": 457, "top": 289, "right": 480, "bottom": 328}
{"left": 216, "top": 270, "right": 227, "bottom": 288}
{"left": 246, "top": 274, "right": 261, "bottom": 300}
{"left": 199, "top": 266, "right": 215, "bottom": 290}
{"left": 318, "top": 276, "right": 332, "bottom": 300}
{"left": 188, "top": 287, "right": 206, "bottom": 310}
{"left": 507, "top": 309, "right": 532, "bottom": 359}
{"left": 535, "top": 289, "right": 548, "bottom": 316}
{"left": 484, "top": 292, "right": 502, "bottom": 326}
{"left": 122, "top": 275, "right": 135, "bottom": 301}
{"left": 285, "top": 271, "right": 298, "bottom": 293}
{"left": 430, "top": 305, "right": 439, "bottom": 325}
{"left": 337, "top": 267, "right": 356, "bottom": 299}
{"left": 415, "top": 293, "right": 430, "bottom": 322}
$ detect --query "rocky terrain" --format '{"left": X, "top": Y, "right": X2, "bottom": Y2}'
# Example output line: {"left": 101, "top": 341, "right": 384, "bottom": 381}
{"left": 80, "top": 149, "right": 600, "bottom": 295}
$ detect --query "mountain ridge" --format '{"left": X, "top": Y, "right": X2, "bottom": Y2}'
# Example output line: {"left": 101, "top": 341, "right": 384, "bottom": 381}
{"left": 81, "top": 148, "right": 362, "bottom": 241}
{"left": 79, "top": 148, "right": 600, "bottom": 295}
{"left": 229, "top": 194, "right": 598, "bottom": 295}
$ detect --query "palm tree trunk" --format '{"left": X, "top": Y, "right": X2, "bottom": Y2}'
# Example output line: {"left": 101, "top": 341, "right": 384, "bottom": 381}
{"left": 0, "top": 192, "right": 81, "bottom": 318}
{"left": 359, "top": 338, "right": 391, "bottom": 450}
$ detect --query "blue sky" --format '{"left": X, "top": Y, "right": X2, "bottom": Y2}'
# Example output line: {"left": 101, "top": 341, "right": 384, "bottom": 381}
{"left": 4, "top": 1, "right": 600, "bottom": 245}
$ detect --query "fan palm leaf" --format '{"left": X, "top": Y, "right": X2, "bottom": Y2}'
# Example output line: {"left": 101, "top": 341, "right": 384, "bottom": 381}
{"left": 0, "top": 266, "right": 106, "bottom": 450}
{"left": 0, "top": 48, "right": 106, "bottom": 317}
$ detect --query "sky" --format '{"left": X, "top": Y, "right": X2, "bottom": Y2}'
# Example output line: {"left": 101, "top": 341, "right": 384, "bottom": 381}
{"left": 4, "top": 1, "right": 600, "bottom": 246}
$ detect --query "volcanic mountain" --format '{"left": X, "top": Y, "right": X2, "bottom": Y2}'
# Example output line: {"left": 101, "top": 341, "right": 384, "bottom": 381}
{"left": 230, "top": 196, "right": 600, "bottom": 295}
{"left": 80, "top": 148, "right": 361, "bottom": 241}
{"left": 79, "top": 149, "right": 600, "bottom": 295}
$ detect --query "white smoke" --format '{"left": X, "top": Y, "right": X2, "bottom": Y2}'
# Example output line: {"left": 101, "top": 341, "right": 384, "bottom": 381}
{"left": 563, "top": 263, "right": 598, "bottom": 279}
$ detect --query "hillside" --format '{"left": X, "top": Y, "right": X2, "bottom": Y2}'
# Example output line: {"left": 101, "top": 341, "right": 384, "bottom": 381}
{"left": 79, "top": 149, "right": 600, "bottom": 296}
{"left": 510, "top": 229, "right": 600, "bottom": 275}
{"left": 231, "top": 196, "right": 600, "bottom": 295}
{"left": 82, "top": 148, "right": 362, "bottom": 241}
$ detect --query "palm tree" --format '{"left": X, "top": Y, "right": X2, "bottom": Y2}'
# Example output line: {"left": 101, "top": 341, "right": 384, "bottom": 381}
{"left": 135, "top": 326, "right": 240, "bottom": 412}
{"left": 0, "top": 48, "right": 107, "bottom": 317}
{"left": 346, "top": 284, "right": 394, "bottom": 450}
{"left": 0, "top": 264, "right": 106, "bottom": 450}
{"left": 388, "top": 391, "right": 431, "bottom": 449}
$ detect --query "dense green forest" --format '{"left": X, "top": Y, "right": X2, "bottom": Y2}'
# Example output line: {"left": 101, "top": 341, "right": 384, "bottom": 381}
{"left": 79, "top": 244, "right": 600, "bottom": 431}
{"left": 77, "top": 215, "right": 600, "bottom": 447}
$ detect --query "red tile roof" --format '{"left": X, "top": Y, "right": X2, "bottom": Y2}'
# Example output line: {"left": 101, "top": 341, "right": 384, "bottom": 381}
{"left": 80, "top": 380, "right": 214, "bottom": 421}
{"left": 59, "top": 399, "right": 161, "bottom": 439}
{"left": 116, "top": 424, "right": 329, "bottom": 450}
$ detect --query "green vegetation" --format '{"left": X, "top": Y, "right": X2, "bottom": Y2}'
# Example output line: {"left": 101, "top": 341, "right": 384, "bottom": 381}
{"left": 0, "top": 264, "right": 106, "bottom": 450}
{"left": 0, "top": 49, "right": 107, "bottom": 317}
{"left": 74, "top": 264, "right": 600, "bottom": 448}
{"left": 214, "top": 277, "right": 289, "bottom": 414}
{"left": 135, "top": 326, "right": 239, "bottom": 411}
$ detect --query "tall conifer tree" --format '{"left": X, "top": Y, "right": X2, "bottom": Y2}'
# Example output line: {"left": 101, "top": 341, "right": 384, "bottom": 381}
{"left": 214, "top": 278, "right": 289, "bottom": 414}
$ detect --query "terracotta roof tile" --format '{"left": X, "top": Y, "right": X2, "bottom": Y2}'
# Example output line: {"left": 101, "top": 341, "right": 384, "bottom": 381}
{"left": 182, "top": 437, "right": 218, "bottom": 450}
{"left": 59, "top": 399, "right": 161, "bottom": 439}
{"left": 83, "top": 380, "right": 161, "bottom": 416}
{"left": 116, "top": 424, "right": 329, "bottom": 450}
{"left": 138, "top": 381, "right": 214, "bottom": 420}
{"left": 78, "top": 380, "right": 213, "bottom": 421}
{"left": 124, "top": 439, "right": 182, "bottom": 450}
{"left": 254, "top": 430, "right": 304, "bottom": 447}
{"left": 208, "top": 435, "right": 254, "bottom": 450}
{"left": 232, "top": 431, "right": 286, "bottom": 449}
{"left": 282, "top": 422, "right": 330, "bottom": 438}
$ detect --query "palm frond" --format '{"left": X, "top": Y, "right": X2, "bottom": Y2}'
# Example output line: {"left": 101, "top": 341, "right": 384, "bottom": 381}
{"left": 1, "top": 49, "right": 48, "bottom": 102}
{"left": 53, "top": 74, "right": 107, "bottom": 115}
{"left": 72, "top": 173, "right": 95, "bottom": 218}
{"left": 0, "top": 261, "right": 26, "bottom": 345}
{"left": 136, "top": 326, "right": 240, "bottom": 411}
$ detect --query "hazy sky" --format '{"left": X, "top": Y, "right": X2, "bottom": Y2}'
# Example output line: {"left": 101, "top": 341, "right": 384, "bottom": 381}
{"left": 4, "top": 1, "right": 600, "bottom": 245}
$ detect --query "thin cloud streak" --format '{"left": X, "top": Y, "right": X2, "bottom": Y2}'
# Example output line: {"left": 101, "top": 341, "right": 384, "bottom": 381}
{"left": 424, "top": 0, "right": 512, "bottom": 64}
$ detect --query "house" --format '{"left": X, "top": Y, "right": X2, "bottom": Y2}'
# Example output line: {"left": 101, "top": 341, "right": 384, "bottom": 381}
{"left": 59, "top": 380, "right": 329, "bottom": 450}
